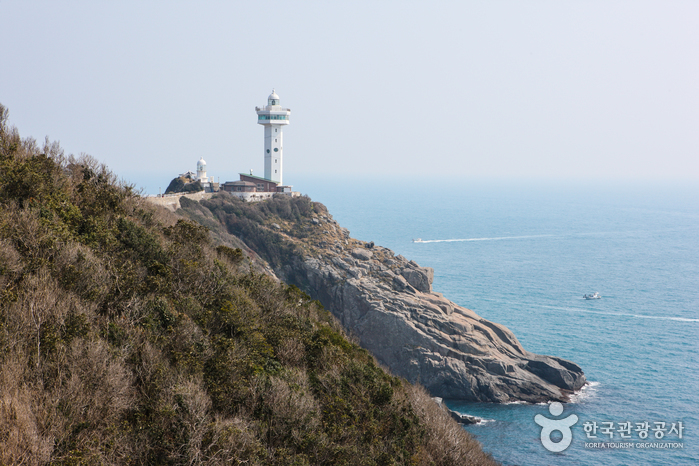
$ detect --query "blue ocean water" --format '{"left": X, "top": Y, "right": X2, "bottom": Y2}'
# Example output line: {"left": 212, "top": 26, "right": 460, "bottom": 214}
{"left": 297, "top": 176, "right": 699, "bottom": 466}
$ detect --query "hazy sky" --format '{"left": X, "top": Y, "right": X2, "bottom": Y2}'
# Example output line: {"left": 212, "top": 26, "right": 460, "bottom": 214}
{"left": 1, "top": 1, "right": 697, "bottom": 194}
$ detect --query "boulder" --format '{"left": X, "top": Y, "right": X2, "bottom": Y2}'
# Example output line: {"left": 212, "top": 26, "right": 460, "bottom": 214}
{"left": 431, "top": 397, "right": 480, "bottom": 425}
{"left": 401, "top": 267, "right": 434, "bottom": 293}
{"left": 449, "top": 411, "right": 481, "bottom": 425}
{"left": 351, "top": 248, "right": 373, "bottom": 261}
{"left": 393, "top": 274, "right": 409, "bottom": 291}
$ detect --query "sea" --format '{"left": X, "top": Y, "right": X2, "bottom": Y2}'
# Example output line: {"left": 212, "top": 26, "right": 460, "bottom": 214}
{"left": 294, "top": 176, "right": 699, "bottom": 466}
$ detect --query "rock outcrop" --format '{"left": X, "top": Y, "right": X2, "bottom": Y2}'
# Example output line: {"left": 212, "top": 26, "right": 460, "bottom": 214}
{"left": 432, "top": 398, "right": 480, "bottom": 425}
{"left": 187, "top": 197, "right": 587, "bottom": 403}
{"left": 280, "top": 247, "right": 586, "bottom": 402}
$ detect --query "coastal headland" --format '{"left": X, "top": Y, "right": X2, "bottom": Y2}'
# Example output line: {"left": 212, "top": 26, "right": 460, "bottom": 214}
{"left": 179, "top": 192, "right": 587, "bottom": 403}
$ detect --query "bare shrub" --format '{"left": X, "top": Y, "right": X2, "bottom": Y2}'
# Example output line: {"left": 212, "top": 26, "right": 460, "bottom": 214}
{"left": 172, "top": 378, "right": 212, "bottom": 464}
{"left": 405, "top": 384, "right": 498, "bottom": 466}
{"left": 168, "top": 314, "right": 209, "bottom": 370}
{"left": 41, "top": 339, "right": 135, "bottom": 463}
{"left": 261, "top": 369, "right": 320, "bottom": 450}
{"left": 117, "top": 295, "right": 152, "bottom": 331}
{"left": 202, "top": 416, "right": 266, "bottom": 466}
{"left": 148, "top": 199, "right": 180, "bottom": 227}
{"left": 19, "top": 136, "right": 40, "bottom": 158}
{"left": 275, "top": 337, "right": 305, "bottom": 367}
{"left": 66, "top": 339, "right": 134, "bottom": 416}
{"left": 5, "top": 269, "right": 75, "bottom": 367}
{"left": 0, "top": 356, "right": 54, "bottom": 466}
{"left": 53, "top": 241, "right": 110, "bottom": 302}
{"left": 3, "top": 207, "right": 58, "bottom": 265}
{"left": 0, "top": 238, "right": 23, "bottom": 274}
{"left": 0, "top": 238, "right": 23, "bottom": 292}
{"left": 69, "top": 153, "right": 119, "bottom": 190}
{"left": 130, "top": 339, "right": 167, "bottom": 396}
{"left": 41, "top": 135, "right": 65, "bottom": 164}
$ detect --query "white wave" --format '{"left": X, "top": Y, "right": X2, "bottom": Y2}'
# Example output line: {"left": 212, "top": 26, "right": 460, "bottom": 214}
{"left": 569, "top": 381, "right": 600, "bottom": 403}
{"left": 415, "top": 234, "right": 555, "bottom": 244}
{"left": 475, "top": 418, "right": 495, "bottom": 426}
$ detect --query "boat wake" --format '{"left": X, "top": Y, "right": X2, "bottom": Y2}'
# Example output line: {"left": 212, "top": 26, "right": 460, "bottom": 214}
{"left": 477, "top": 299, "right": 699, "bottom": 323}
{"left": 563, "top": 307, "right": 699, "bottom": 323}
{"left": 412, "top": 227, "right": 691, "bottom": 245}
{"left": 414, "top": 234, "right": 555, "bottom": 243}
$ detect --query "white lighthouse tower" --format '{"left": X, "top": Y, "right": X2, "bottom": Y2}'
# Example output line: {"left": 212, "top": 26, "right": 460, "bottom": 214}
{"left": 196, "top": 157, "right": 208, "bottom": 182}
{"left": 256, "top": 89, "right": 290, "bottom": 184}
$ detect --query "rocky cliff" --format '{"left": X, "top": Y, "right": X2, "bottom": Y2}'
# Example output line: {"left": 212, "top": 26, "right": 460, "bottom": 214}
{"left": 183, "top": 194, "right": 586, "bottom": 403}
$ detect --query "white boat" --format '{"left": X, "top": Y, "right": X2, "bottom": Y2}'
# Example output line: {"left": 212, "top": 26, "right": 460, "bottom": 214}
{"left": 583, "top": 292, "right": 601, "bottom": 300}
{"left": 413, "top": 238, "right": 423, "bottom": 243}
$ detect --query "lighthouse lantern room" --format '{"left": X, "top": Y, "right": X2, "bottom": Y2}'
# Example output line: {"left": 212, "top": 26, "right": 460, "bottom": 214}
{"left": 255, "top": 89, "right": 290, "bottom": 184}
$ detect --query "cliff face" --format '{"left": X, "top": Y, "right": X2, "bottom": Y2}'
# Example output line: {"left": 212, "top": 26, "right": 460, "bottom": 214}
{"left": 186, "top": 194, "right": 586, "bottom": 403}
{"left": 282, "top": 251, "right": 586, "bottom": 402}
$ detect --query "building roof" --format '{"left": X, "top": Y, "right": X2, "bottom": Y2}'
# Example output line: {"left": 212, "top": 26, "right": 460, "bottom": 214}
{"left": 239, "top": 173, "right": 279, "bottom": 184}
{"left": 226, "top": 180, "right": 256, "bottom": 186}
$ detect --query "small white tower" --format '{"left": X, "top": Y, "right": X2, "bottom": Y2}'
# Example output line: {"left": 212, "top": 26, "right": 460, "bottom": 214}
{"left": 196, "top": 157, "right": 208, "bottom": 182}
{"left": 256, "top": 89, "right": 290, "bottom": 184}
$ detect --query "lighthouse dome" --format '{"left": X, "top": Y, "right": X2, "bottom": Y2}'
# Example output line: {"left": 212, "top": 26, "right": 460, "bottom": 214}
{"left": 197, "top": 157, "right": 206, "bottom": 169}
{"left": 268, "top": 90, "right": 280, "bottom": 106}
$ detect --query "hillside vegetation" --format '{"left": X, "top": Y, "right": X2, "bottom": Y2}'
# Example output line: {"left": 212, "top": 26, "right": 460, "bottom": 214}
{"left": 0, "top": 104, "right": 497, "bottom": 465}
